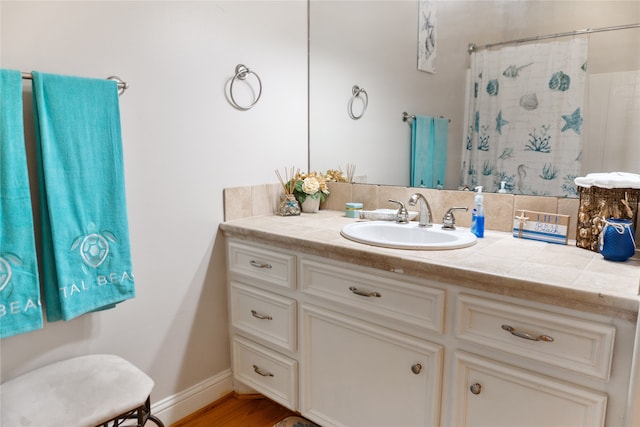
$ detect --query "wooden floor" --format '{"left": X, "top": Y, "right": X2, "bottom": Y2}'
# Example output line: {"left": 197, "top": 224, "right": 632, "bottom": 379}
{"left": 170, "top": 394, "right": 298, "bottom": 427}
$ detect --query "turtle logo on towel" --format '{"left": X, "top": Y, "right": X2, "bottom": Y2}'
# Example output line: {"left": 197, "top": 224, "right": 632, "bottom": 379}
{"left": 71, "top": 222, "right": 118, "bottom": 271}
{"left": 0, "top": 253, "right": 22, "bottom": 294}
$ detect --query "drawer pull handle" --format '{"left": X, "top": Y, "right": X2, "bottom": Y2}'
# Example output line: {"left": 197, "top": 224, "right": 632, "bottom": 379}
{"left": 470, "top": 383, "right": 482, "bottom": 395}
{"left": 253, "top": 364, "right": 274, "bottom": 377}
{"left": 501, "top": 324, "right": 554, "bottom": 342}
{"left": 411, "top": 363, "right": 423, "bottom": 374}
{"left": 251, "top": 309, "right": 273, "bottom": 320}
{"left": 250, "top": 260, "right": 272, "bottom": 269}
{"left": 349, "top": 286, "right": 381, "bottom": 298}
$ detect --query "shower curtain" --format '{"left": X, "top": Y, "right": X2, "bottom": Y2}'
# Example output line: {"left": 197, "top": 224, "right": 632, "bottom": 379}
{"left": 461, "top": 38, "right": 589, "bottom": 196}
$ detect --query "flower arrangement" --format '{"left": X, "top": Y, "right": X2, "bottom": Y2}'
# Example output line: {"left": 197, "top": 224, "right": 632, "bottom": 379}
{"left": 325, "top": 163, "right": 356, "bottom": 183}
{"left": 275, "top": 165, "right": 355, "bottom": 209}
{"left": 324, "top": 169, "right": 349, "bottom": 183}
{"left": 290, "top": 171, "right": 330, "bottom": 204}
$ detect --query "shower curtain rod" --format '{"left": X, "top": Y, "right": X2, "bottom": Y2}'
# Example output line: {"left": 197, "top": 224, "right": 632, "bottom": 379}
{"left": 20, "top": 72, "right": 129, "bottom": 95}
{"left": 468, "top": 22, "right": 640, "bottom": 53}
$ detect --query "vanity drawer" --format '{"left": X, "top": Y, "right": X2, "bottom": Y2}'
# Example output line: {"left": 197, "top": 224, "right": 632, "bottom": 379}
{"left": 230, "top": 281, "right": 297, "bottom": 352}
{"left": 455, "top": 294, "right": 615, "bottom": 380}
{"left": 228, "top": 240, "right": 296, "bottom": 290}
{"left": 232, "top": 336, "right": 298, "bottom": 410}
{"left": 300, "top": 258, "right": 445, "bottom": 333}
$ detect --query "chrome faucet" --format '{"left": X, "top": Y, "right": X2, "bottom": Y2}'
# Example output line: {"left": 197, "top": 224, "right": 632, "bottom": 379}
{"left": 442, "top": 207, "right": 468, "bottom": 230}
{"left": 408, "top": 193, "right": 432, "bottom": 227}
{"left": 388, "top": 199, "right": 409, "bottom": 224}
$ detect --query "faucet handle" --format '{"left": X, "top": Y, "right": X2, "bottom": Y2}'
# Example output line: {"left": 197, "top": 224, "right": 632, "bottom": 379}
{"left": 388, "top": 199, "right": 409, "bottom": 223}
{"left": 442, "top": 207, "right": 468, "bottom": 230}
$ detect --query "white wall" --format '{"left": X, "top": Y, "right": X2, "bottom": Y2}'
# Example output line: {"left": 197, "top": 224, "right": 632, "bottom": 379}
{"left": 0, "top": 0, "right": 307, "bottom": 422}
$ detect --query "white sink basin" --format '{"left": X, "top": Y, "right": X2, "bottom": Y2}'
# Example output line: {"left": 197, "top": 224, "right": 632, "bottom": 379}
{"left": 340, "top": 221, "right": 477, "bottom": 250}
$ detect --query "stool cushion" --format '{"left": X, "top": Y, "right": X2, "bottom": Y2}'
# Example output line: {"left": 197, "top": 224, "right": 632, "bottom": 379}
{"left": 1, "top": 354, "right": 154, "bottom": 427}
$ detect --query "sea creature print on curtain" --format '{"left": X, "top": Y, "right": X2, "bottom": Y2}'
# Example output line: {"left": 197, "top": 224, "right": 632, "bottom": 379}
{"left": 461, "top": 38, "right": 588, "bottom": 197}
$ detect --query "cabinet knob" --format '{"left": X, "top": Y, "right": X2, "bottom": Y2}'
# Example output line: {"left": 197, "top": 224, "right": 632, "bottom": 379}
{"left": 411, "top": 363, "right": 423, "bottom": 374}
{"left": 470, "top": 383, "right": 482, "bottom": 395}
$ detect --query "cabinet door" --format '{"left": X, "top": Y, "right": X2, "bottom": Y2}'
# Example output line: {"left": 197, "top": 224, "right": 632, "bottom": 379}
{"left": 300, "top": 305, "right": 443, "bottom": 427}
{"left": 453, "top": 351, "right": 607, "bottom": 427}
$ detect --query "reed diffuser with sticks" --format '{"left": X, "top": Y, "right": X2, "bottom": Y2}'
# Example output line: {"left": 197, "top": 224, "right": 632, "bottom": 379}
{"left": 275, "top": 166, "right": 301, "bottom": 216}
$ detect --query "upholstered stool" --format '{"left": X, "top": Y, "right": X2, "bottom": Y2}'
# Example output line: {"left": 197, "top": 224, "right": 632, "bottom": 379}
{"left": 0, "top": 354, "right": 164, "bottom": 427}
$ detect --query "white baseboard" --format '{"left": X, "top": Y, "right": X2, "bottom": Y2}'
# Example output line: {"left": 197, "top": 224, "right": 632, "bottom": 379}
{"left": 151, "top": 368, "right": 233, "bottom": 425}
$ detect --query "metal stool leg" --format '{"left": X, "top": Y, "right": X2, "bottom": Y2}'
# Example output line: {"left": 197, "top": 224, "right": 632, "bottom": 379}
{"left": 96, "top": 396, "right": 164, "bottom": 427}
{"left": 146, "top": 415, "right": 165, "bottom": 426}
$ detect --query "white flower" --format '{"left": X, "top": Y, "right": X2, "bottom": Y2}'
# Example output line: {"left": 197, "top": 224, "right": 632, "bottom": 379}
{"left": 302, "top": 177, "right": 320, "bottom": 195}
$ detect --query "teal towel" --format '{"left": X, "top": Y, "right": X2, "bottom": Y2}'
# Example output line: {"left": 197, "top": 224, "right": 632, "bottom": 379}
{"left": 410, "top": 116, "right": 448, "bottom": 188}
{"left": 0, "top": 69, "right": 43, "bottom": 338}
{"left": 32, "top": 71, "right": 135, "bottom": 322}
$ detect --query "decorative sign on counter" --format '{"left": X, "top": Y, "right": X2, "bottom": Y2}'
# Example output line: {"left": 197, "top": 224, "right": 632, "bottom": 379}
{"left": 513, "top": 210, "right": 570, "bottom": 245}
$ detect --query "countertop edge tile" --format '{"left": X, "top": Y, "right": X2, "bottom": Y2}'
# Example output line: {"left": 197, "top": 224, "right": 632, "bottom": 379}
{"left": 219, "top": 210, "right": 640, "bottom": 321}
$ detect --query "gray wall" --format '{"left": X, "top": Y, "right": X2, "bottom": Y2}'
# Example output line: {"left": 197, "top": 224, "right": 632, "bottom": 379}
{"left": 0, "top": 1, "right": 307, "bottom": 422}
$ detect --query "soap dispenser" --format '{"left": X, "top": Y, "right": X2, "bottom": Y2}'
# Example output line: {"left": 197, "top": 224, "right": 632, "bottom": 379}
{"left": 471, "top": 186, "right": 485, "bottom": 238}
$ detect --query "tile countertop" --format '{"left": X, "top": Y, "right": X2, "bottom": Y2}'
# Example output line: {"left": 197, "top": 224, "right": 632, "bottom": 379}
{"left": 220, "top": 210, "right": 640, "bottom": 322}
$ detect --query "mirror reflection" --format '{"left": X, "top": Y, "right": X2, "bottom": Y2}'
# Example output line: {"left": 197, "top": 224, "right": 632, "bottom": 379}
{"left": 309, "top": 1, "right": 640, "bottom": 196}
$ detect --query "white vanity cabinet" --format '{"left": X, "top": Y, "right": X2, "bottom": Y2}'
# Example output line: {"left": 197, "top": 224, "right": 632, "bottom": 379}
{"left": 300, "top": 305, "right": 442, "bottom": 427}
{"left": 227, "top": 240, "right": 299, "bottom": 409}
{"left": 299, "top": 259, "right": 445, "bottom": 427}
{"left": 227, "top": 238, "right": 446, "bottom": 426}
{"left": 225, "top": 236, "right": 635, "bottom": 427}
{"left": 452, "top": 293, "right": 615, "bottom": 427}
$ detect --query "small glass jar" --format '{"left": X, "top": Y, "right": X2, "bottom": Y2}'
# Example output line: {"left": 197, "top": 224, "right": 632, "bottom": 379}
{"left": 345, "top": 202, "right": 363, "bottom": 218}
{"left": 278, "top": 194, "right": 301, "bottom": 216}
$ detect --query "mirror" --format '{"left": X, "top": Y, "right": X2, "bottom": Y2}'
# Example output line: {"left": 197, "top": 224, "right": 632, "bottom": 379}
{"left": 309, "top": 1, "right": 640, "bottom": 193}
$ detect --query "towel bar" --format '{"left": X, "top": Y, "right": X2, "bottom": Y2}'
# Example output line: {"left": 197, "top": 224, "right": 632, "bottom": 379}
{"left": 20, "top": 72, "right": 129, "bottom": 95}
{"left": 1, "top": 354, "right": 164, "bottom": 427}
{"left": 402, "top": 111, "right": 451, "bottom": 123}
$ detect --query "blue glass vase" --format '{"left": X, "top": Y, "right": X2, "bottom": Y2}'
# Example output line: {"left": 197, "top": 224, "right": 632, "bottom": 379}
{"left": 598, "top": 218, "right": 636, "bottom": 262}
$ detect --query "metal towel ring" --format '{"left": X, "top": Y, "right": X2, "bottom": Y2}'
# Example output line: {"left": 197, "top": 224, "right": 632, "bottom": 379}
{"left": 107, "top": 76, "right": 129, "bottom": 96}
{"left": 348, "top": 85, "right": 368, "bottom": 120}
{"left": 230, "top": 64, "right": 262, "bottom": 110}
